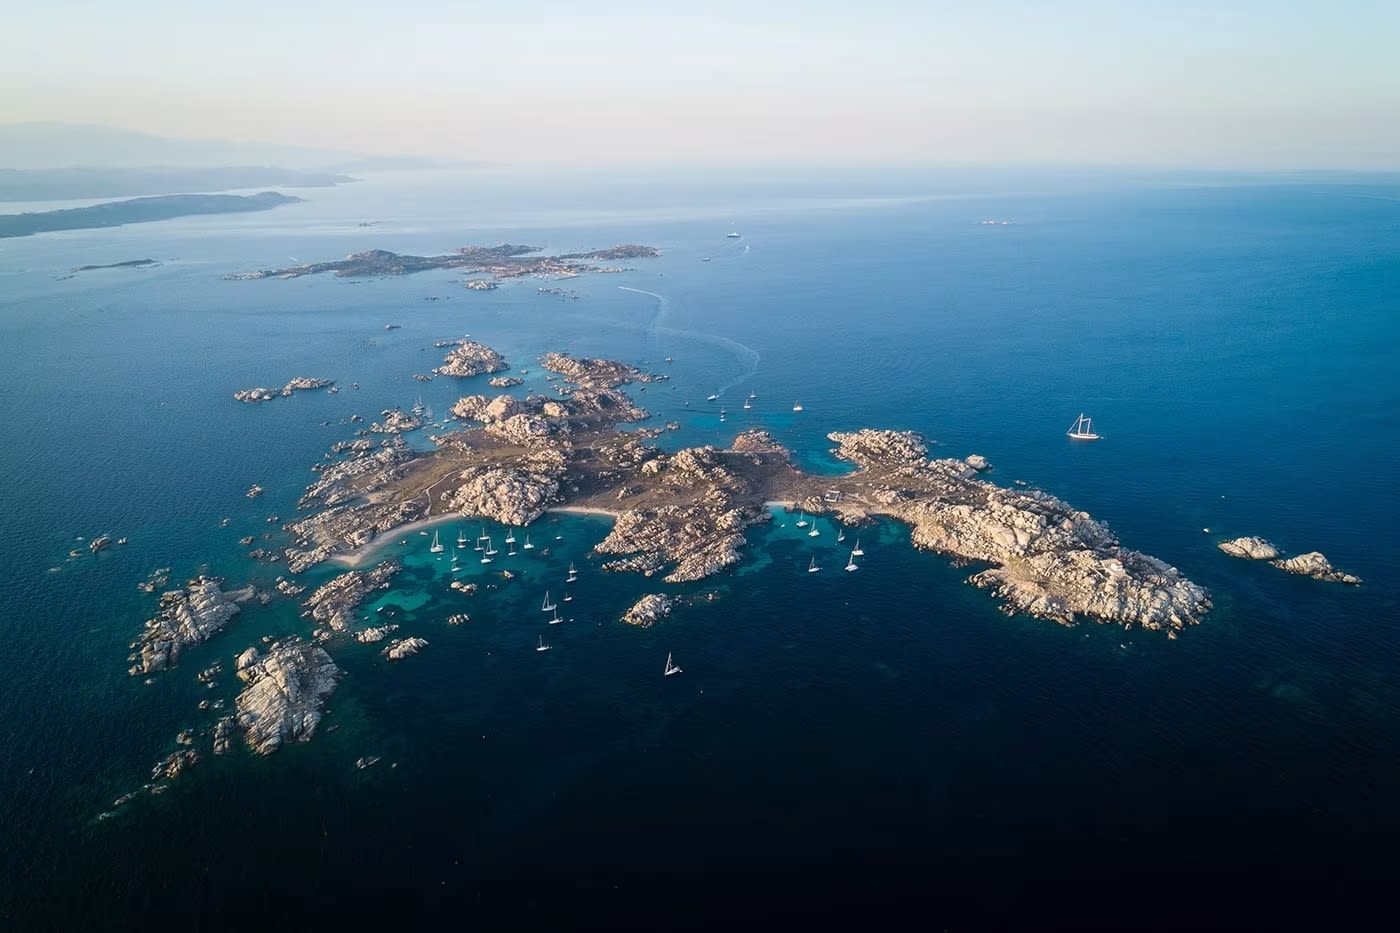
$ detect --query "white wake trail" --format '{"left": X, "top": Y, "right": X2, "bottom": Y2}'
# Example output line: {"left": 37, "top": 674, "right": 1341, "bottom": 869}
{"left": 615, "top": 285, "right": 760, "bottom": 396}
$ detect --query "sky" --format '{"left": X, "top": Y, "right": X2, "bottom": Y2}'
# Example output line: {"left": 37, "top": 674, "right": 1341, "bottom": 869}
{"left": 3, "top": 0, "right": 1399, "bottom": 169}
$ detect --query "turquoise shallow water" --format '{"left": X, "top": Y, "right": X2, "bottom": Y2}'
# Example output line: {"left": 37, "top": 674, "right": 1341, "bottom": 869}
{"left": 1, "top": 167, "right": 1398, "bottom": 925}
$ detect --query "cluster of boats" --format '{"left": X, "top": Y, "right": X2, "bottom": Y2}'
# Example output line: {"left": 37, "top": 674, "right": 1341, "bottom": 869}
{"left": 430, "top": 526, "right": 682, "bottom": 677}
{"left": 792, "top": 511, "right": 864, "bottom": 573}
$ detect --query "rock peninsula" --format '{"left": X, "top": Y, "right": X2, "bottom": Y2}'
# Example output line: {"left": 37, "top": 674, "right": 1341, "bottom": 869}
{"left": 234, "top": 377, "right": 333, "bottom": 402}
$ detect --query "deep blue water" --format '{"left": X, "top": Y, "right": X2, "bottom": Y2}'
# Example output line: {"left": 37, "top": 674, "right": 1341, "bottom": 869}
{"left": 1, "top": 167, "right": 1398, "bottom": 926}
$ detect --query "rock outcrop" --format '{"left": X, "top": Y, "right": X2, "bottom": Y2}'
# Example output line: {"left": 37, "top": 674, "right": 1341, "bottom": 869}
{"left": 1217, "top": 536, "right": 1281, "bottom": 560}
{"left": 443, "top": 465, "right": 562, "bottom": 526}
{"left": 369, "top": 408, "right": 422, "bottom": 434}
{"left": 1270, "top": 552, "right": 1362, "bottom": 584}
{"left": 302, "top": 559, "right": 402, "bottom": 632}
{"left": 621, "top": 594, "right": 673, "bottom": 627}
{"left": 434, "top": 339, "right": 507, "bottom": 377}
{"left": 234, "top": 377, "right": 333, "bottom": 402}
{"left": 130, "top": 576, "right": 243, "bottom": 675}
{"left": 382, "top": 637, "right": 429, "bottom": 660}
{"left": 234, "top": 639, "right": 341, "bottom": 755}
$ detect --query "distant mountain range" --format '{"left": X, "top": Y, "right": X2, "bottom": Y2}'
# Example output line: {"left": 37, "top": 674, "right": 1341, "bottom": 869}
{"left": 0, "top": 122, "right": 488, "bottom": 177}
{"left": 0, "top": 166, "right": 357, "bottom": 202}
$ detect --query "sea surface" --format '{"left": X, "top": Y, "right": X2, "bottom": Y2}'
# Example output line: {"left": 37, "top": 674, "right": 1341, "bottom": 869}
{"left": 1, "top": 166, "right": 1398, "bottom": 925}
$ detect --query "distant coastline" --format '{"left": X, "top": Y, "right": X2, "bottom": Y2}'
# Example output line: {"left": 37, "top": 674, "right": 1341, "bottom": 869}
{"left": 0, "top": 191, "right": 303, "bottom": 238}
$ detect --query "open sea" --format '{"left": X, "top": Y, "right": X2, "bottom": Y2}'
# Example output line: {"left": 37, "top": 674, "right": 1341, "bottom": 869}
{"left": 1, "top": 166, "right": 1397, "bottom": 926}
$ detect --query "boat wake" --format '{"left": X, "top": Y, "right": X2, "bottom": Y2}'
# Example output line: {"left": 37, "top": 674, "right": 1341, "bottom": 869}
{"left": 616, "top": 286, "right": 760, "bottom": 396}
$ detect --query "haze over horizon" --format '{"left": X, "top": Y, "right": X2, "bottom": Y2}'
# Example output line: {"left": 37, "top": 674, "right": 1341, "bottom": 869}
{"left": 3, "top": 1, "right": 1399, "bottom": 170}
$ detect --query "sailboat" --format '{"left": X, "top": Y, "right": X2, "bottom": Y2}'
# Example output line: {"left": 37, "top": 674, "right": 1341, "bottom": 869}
{"left": 795, "top": 511, "right": 808, "bottom": 528}
{"left": 742, "top": 398, "right": 752, "bottom": 410}
{"left": 566, "top": 562, "right": 578, "bottom": 583}
{"left": 845, "top": 550, "right": 859, "bottom": 572}
{"left": 792, "top": 402, "right": 804, "bottom": 412}
{"left": 429, "top": 530, "right": 444, "bottom": 554}
{"left": 563, "top": 591, "right": 573, "bottom": 602}
{"left": 541, "top": 591, "right": 556, "bottom": 612}
{"left": 1067, "top": 413, "right": 1102, "bottom": 440}
{"left": 549, "top": 607, "right": 564, "bottom": 625}
{"left": 411, "top": 395, "right": 426, "bottom": 417}
{"left": 523, "top": 534, "right": 535, "bottom": 550}
{"left": 508, "top": 542, "right": 518, "bottom": 556}
{"left": 485, "top": 537, "right": 498, "bottom": 556}
{"left": 837, "top": 528, "right": 846, "bottom": 543}
{"left": 664, "top": 652, "right": 683, "bottom": 677}
{"left": 536, "top": 635, "right": 551, "bottom": 653}
{"left": 852, "top": 537, "right": 864, "bottom": 557}
{"left": 505, "top": 530, "right": 517, "bottom": 545}
{"left": 808, "top": 556, "right": 821, "bottom": 573}
{"left": 707, "top": 393, "right": 720, "bottom": 401}
{"left": 808, "top": 520, "right": 820, "bottom": 538}
{"left": 480, "top": 546, "right": 493, "bottom": 565}
{"left": 456, "top": 529, "right": 468, "bottom": 549}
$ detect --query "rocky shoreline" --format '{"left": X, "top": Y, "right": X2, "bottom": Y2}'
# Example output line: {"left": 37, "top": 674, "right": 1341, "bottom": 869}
{"left": 1217, "top": 536, "right": 1361, "bottom": 584}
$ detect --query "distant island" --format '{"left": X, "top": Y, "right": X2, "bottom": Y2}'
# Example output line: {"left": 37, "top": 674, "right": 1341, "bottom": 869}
{"left": 0, "top": 166, "right": 353, "bottom": 201}
{"left": 72, "top": 258, "right": 159, "bottom": 272}
{"left": 0, "top": 191, "right": 303, "bottom": 238}
{"left": 225, "top": 243, "right": 660, "bottom": 285}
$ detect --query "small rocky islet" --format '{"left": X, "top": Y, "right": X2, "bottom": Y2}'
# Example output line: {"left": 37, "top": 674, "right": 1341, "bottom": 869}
{"left": 1216, "top": 536, "right": 1361, "bottom": 584}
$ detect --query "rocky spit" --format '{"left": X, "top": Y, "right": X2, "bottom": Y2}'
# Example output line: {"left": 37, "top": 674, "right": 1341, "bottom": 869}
{"left": 129, "top": 576, "right": 249, "bottom": 675}
{"left": 621, "top": 594, "right": 673, "bottom": 628}
{"left": 303, "top": 559, "right": 402, "bottom": 632}
{"left": 433, "top": 338, "right": 508, "bottom": 378}
{"left": 233, "top": 377, "right": 333, "bottom": 402}
{"left": 1218, "top": 536, "right": 1281, "bottom": 560}
{"left": 235, "top": 638, "right": 342, "bottom": 755}
{"left": 1270, "top": 552, "right": 1362, "bottom": 584}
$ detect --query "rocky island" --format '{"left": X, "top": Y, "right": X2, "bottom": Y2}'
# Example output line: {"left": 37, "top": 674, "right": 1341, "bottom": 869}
{"left": 234, "top": 377, "right": 333, "bottom": 403}
{"left": 0, "top": 191, "right": 302, "bottom": 239}
{"left": 1217, "top": 536, "right": 1361, "bottom": 583}
{"left": 281, "top": 343, "right": 1210, "bottom": 635}
{"left": 223, "top": 242, "right": 659, "bottom": 285}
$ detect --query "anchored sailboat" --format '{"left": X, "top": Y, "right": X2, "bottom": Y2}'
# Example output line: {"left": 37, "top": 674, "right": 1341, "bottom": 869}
{"left": 541, "top": 591, "right": 556, "bottom": 612}
{"left": 664, "top": 652, "right": 683, "bottom": 677}
{"left": 792, "top": 402, "right": 804, "bottom": 412}
{"left": 523, "top": 534, "right": 535, "bottom": 550}
{"left": 429, "top": 530, "right": 444, "bottom": 554}
{"left": 1067, "top": 413, "right": 1102, "bottom": 441}
{"left": 566, "top": 562, "right": 578, "bottom": 583}
{"left": 845, "top": 549, "right": 859, "bottom": 572}
{"left": 837, "top": 528, "right": 846, "bottom": 543}
{"left": 505, "top": 530, "right": 517, "bottom": 545}
{"left": 536, "top": 635, "right": 551, "bottom": 653}
{"left": 456, "top": 529, "right": 468, "bottom": 549}
{"left": 549, "top": 607, "right": 564, "bottom": 625}
{"left": 808, "top": 556, "right": 821, "bottom": 573}
{"left": 852, "top": 537, "right": 864, "bottom": 557}
{"left": 485, "top": 537, "right": 498, "bottom": 556}
{"left": 808, "top": 520, "right": 820, "bottom": 538}
{"left": 795, "top": 511, "right": 808, "bottom": 528}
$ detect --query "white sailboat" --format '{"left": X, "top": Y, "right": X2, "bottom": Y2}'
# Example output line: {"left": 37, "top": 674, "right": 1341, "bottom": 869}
{"left": 485, "top": 537, "right": 498, "bottom": 556}
{"left": 505, "top": 530, "right": 517, "bottom": 544}
{"left": 563, "top": 591, "right": 573, "bottom": 602}
{"left": 852, "top": 537, "right": 864, "bottom": 557}
{"left": 837, "top": 528, "right": 846, "bottom": 543}
{"left": 795, "top": 511, "right": 808, "bottom": 528}
{"left": 549, "top": 607, "right": 564, "bottom": 625}
{"left": 541, "top": 591, "right": 556, "bottom": 612}
{"left": 845, "top": 549, "right": 859, "bottom": 572}
{"left": 664, "top": 652, "right": 683, "bottom": 677}
{"left": 536, "top": 635, "right": 551, "bottom": 653}
{"left": 566, "top": 562, "right": 578, "bottom": 582}
{"left": 429, "top": 530, "right": 444, "bottom": 554}
{"left": 808, "top": 520, "right": 819, "bottom": 538}
{"left": 808, "top": 556, "right": 821, "bottom": 573}
{"left": 456, "top": 529, "right": 468, "bottom": 549}
{"left": 1067, "top": 413, "right": 1102, "bottom": 441}
{"left": 742, "top": 398, "right": 752, "bottom": 410}
{"left": 792, "top": 402, "right": 804, "bottom": 412}
{"left": 523, "top": 534, "right": 535, "bottom": 550}
{"left": 508, "top": 542, "right": 517, "bottom": 556}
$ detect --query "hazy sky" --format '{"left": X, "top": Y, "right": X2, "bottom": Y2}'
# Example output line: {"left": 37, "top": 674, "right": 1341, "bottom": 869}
{"left": 4, "top": 0, "right": 1399, "bottom": 168}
